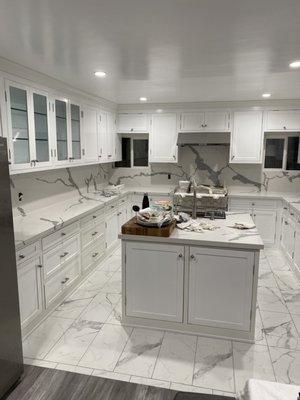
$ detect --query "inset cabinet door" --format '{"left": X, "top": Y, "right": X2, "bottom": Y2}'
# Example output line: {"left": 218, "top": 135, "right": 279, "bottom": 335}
{"left": 117, "top": 113, "right": 149, "bottom": 133}
{"left": 293, "top": 226, "right": 300, "bottom": 272}
{"left": 253, "top": 210, "right": 277, "bottom": 244}
{"left": 180, "top": 112, "right": 205, "bottom": 132}
{"left": 281, "top": 217, "right": 295, "bottom": 260}
{"left": 81, "top": 105, "right": 98, "bottom": 162}
{"left": 70, "top": 103, "right": 82, "bottom": 161}
{"left": 266, "top": 110, "right": 300, "bottom": 131}
{"left": 188, "top": 247, "right": 254, "bottom": 331}
{"left": 55, "top": 99, "right": 69, "bottom": 163}
{"left": 125, "top": 242, "right": 184, "bottom": 322}
{"left": 98, "top": 111, "right": 108, "bottom": 163}
{"left": 149, "top": 113, "right": 178, "bottom": 163}
{"left": 105, "top": 210, "right": 119, "bottom": 251}
{"left": 17, "top": 256, "right": 43, "bottom": 329}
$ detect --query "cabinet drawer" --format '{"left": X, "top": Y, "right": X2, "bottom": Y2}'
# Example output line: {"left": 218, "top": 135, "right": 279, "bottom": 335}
{"left": 80, "top": 207, "right": 105, "bottom": 228}
{"left": 82, "top": 239, "right": 105, "bottom": 272}
{"left": 42, "top": 222, "right": 79, "bottom": 250}
{"left": 251, "top": 199, "right": 278, "bottom": 210}
{"left": 229, "top": 198, "right": 252, "bottom": 211}
{"left": 43, "top": 243, "right": 64, "bottom": 280}
{"left": 81, "top": 221, "right": 105, "bottom": 249}
{"left": 63, "top": 234, "right": 80, "bottom": 262}
{"left": 63, "top": 257, "right": 81, "bottom": 289}
{"left": 16, "top": 241, "right": 40, "bottom": 264}
{"left": 106, "top": 199, "right": 119, "bottom": 214}
{"left": 44, "top": 270, "right": 64, "bottom": 308}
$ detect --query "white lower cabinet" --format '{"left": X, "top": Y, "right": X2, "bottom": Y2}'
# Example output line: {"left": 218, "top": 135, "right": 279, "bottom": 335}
{"left": 188, "top": 247, "right": 254, "bottom": 331}
{"left": 17, "top": 256, "right": 43, "bottom": 329}
{"left": 105, "top": 208, "right": 119, "bottom": 251}
{"left": 253, "top": 210, "right": 277, "bottom": 245}
{"left": 82, "top": 237, "right": 105, "bottom": 273}
{"left": 293, "top": 223, "right": 300, "bottom": 273}
{"left": 281, "top": 216, "right": 295, "bottom": 260}
{"left": 125, "top": 242, "right": 184, "bottom": 322}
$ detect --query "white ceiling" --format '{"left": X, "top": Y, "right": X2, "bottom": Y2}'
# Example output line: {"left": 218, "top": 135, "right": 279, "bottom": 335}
{"left": 1, "top": 0, "right": 300, "bottom": 104}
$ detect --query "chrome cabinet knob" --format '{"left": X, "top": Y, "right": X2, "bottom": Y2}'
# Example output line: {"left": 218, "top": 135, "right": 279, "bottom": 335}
{"left": 178, "top": 253, "right": 183, "bottom": 258}
{"left": 190, "top": 254, "right": 195, "bottom": 259}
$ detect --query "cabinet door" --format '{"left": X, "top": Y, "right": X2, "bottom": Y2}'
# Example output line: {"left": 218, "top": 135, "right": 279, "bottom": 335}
{"left": 105, "top": 211, "right": 119, "bottom": 251}
{"left": 118, "top": 113, "right": 149, "bottom": 133}
{"left": 17, "top": 257, "right": 43, "bottom": 328}
{"left": 70, "top": 103, "right": 82, "bottom": 162}
{"left": 32, "top": 90, "right": 52, "bottom": 168}
{"left": 281, "top": 217, "right": 295, "bottom": 259}
{"left": 44, "top": 269, "right": 64, "bottom": 308}
{"left": 150, "top": 113, "right": 178, "bottom": 163}
{"left": 293, "top": 226, "right": 300, "bottom": 272}
{"left": 55, "top": 98, "right": 70, "bottom": 164}
{"left": 106, "top": 112, "right": 116, "bottom": 162}
{"left": 204, "top": 111, "right": 230, "bottom": 132}
{"left": 115, "top": 131, "right": 122, "bottom": 162}
{"left": 82, "top": 105, "right": 98, "bottom": 162}
{"left": 125, "top": 242, "right": 184, "bottom": 322}
{"left": 6, "top": 81, "right": 33, "bottom": 169}
{"left": 188, "top": 247, "right": 254, "bottom": 331}
{"left": 253, "top": 210, "right": 277, "bottom": 245}
{"left": 118, "top": 204, "right": 128, "bottom": 230}
{"left": 266, "top": 110, "right": 300, "bottom": 131}
{"left": 98, "top": 111, "right": 108, "bottom": 163}
{"left": 230, "top": 111, "right": 263, "bottom": 163}
{"left": 179, "top": 112, "right": 205, "bottom": 132}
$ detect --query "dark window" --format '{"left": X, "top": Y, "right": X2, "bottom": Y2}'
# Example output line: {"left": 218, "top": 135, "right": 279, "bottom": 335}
{"left": 286, "top": 137, "right": 300, "bottom": 170}
{"left": 264, "top": 138, "right": 284, "bottom": 168}
{"left": 115, "top": 138, "right": 131, "bottom": 167}
{"left": 133, "top": 139, "right": 148, "bottom": 166}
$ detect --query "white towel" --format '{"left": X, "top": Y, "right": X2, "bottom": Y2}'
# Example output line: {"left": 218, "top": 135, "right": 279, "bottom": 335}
{"left": 238, "top": 379, "right": 300, "bottom": 400}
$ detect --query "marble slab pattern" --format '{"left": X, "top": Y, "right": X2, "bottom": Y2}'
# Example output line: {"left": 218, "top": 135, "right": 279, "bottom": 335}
{"left": 257, "top": 286, "right": 289, "bottom": 313}
{"left": 193, "top": 337, "right": 234, "bottom": 393}
{"left": 78, "top": 292, "right": 121, "bottom": 323}
{"left": 269, "top": 347, "right": 300, "bottom": 384}
{"left": 115, "top": 328, "right": 164, "bottom": 377}
{"left": 152, "top": 332, "right": 197, "bottom": 385}
{"left": 78, "top": 324, "right": 133, "bottom": 370}
{"left": 232, "top": 342, "right": 275, "bottom": 392}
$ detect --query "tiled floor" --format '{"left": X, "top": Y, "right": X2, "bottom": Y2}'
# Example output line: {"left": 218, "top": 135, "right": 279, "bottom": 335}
{"left": 23, "top": 247, "right": 300, "bottom": 398}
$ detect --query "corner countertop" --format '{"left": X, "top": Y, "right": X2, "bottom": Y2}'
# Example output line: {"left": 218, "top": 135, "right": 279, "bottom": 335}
{"left": 119, "top": 212, "right": 264, "bottom": 250}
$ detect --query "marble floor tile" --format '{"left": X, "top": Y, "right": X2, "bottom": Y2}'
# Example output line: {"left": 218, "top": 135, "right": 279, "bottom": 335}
{"left": 212, "top": 390, "right": 236, "bottom": 397}
{"left": 100, "top": 254, "right": 121, "bottom": 273}
{"left": 45, "top": 319, "right": 102, "bottom": 364}
{"left": 78, "top": 292, "right": 121, "bottom": 323}
{"left": 258, "top": 270, "right": 278, "bottom": 288}
{"left": 193, "top": 337, "right": 234, "bottom": 393}
{"left": 22, "top": 317, "right": 73, "bottom": 359}
{"left": 51, "top": 295, "right": 92, "bottom": 320}
{"left": 274, "top": 270, "right": 300, "bottom": 291}
{"left": 92, "top": 369, "right": 130, "bottom": 382}
{"left": 106, "top": 299, "right": 122, "bottom": 325}
{"left": 260, "top": 310, "right": 300, "bottom": 350}
{"left": 257, "top": 286, "right": 289, "bottom": 313}
{"left": 255, "top": 308, "right": 267, "bottom": 345}
{"left": 259, "top": 255, "right": 272, "bottom": 271}
{"left": 153, "top": 332, "right": 197, "bottom": 385}
{"left": 115, "top": 328, "right": 164, "bottom": 377}
{"left": 56, "top": 363, "right": 93, "bottom": 375}
{"left": 269, "top": 347, "right": 300, "bottom": 385}
{"left": 79, "top": 324, "right": 133, "bottom": 370}
{"left": 233, "top": 342, "right": 275, "bottom": 392}
{"left": 130, "top": 376, "right": 170, "bottom": 389}
{"left": 23, "top": 357, "right": 57, "bottom": 369}
{"left": 170, "top": 382, "right": 212, "bottom": 394}
{"left": 266, "top": 251, "right": 290, "bottom": 271}
{"left": 292, "top": 314, "right": 300, "bottom": 335}
{"left": 79, "top": 269, "right": 115, "bottom": 293}
{"left": 99, "top": 271, "right": 122, "bottom": 294}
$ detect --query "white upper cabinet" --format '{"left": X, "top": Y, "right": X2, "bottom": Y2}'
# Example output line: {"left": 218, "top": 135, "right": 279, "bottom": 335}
{"left": 70, "top": 102, "right": 83, "bottom": 162}
{"left": 230, "top": 111, "right": 263, "bottom": 164}
{"left": 149, "top": 113, "right": 178, "bottom": 163}
{"left": 107, "top": 111, "right": 117, "bottom": 161}
{"left": 265, "top": 110, "right": 300, "bottom": 131}
{"left": 81, "top": 105, "right": 98, "bottom": 163}
{"left": 117, "top": 113, "right": 149, "bottom": 133}
{"left": 179, "top": 111, "right": 230, "bottom": 132}
{"left": 6, "top": 80, "right": 52, "bottom": 171}
{"left": 97, "top": 111, "right": 108, "bottom": 163}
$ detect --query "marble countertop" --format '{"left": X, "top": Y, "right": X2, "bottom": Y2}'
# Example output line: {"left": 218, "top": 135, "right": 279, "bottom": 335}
{"left": 120, "top": 212, "right": 264, "bottom": 250}
{"left": 13, "top": 185, "right": 300, "bottom": 251}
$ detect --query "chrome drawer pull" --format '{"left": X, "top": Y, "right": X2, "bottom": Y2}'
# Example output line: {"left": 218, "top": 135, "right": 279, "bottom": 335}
{"left": 92, "top": 252, "right": 99, "bottom": 258}
{"left": 61, "top": 232, "right": 66, "bottom": 236}
{"left": 19, "top": 254, "right": 25, "bottom": 259}
{"left": 92, "top": 231, "right": 98, "bottom": 236}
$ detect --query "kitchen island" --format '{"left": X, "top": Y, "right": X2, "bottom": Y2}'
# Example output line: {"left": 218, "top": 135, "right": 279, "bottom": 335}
{"left": 119, "top": 212, "right": 264, "bottom": 342}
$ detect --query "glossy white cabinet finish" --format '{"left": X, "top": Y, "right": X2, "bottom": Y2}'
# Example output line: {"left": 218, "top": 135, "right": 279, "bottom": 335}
{"left": 149, "top": 113, "right": 178, "bottom": 163}
{"left": 97, "top": 111, "right": 108, "bottom": 163}
{"left": 179, "top": 111, "right": 229, "bottom": 132}
{"left": 230, "top": 111, "right": 263, "bottom": 164}
{"left": 105, "top": 205, "right": 119, "bottom": 251}
{"left": 125, "top": 242, "right": 184, "bottom": 322}
{"left": 17, "top": 256, "right": 43, "bottom": 329}
{"left": 117, "top": 113, "right": 149, "bottom": 133}
{"left": 281, "top": 215, "right": 295, "bottom": 260}
{"left": 188, "top": 247, "right": 253, "bottom": 331}
{"left": 266, "top": 110, "right": 300, "bottom": 131}
{"left": 81, "top": 105, "right": 98, "bottom": 163}
{"left": 293, "top": 222, "right": 300, "bottom": 272}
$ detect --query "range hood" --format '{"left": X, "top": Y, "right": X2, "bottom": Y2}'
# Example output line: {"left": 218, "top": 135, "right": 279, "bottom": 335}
{"left": 177, "top": 132, "right": 230, "bottom": 146}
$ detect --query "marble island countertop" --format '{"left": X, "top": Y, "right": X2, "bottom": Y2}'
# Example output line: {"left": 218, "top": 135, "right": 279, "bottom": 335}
{"left": 120, "top": 212, "right": 264, "bottom": 250}
{"left": 13, "top": 185, "right": 300, "bottom": 251}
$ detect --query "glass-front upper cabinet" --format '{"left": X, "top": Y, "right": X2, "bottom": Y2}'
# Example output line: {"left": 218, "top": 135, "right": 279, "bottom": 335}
{"left": 55, "top": 99, "right": 68, "bottom": 162}
{"left": 70, "top": 103, "right": 81, "bottom": 160}
{"left": 6, "top": 80, "right": 52, "bottom": 170}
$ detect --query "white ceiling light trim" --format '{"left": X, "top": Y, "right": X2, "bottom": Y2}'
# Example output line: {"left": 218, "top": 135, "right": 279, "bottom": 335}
{"left": 139, "top": 97, "right": 147, "bottom": 102}
{"left": 262, "top": 93, "right": 271, "bottom": 98}
{"left": 94, "top": 71, "right": 107, "bottom": 78}
{"left": 289, "top": 60, "right": 300, "bottom": 69}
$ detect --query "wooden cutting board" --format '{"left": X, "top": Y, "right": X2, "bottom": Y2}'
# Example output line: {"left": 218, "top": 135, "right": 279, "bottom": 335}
{"left": 121, "top": 217, "right": 176, "bottom": 237}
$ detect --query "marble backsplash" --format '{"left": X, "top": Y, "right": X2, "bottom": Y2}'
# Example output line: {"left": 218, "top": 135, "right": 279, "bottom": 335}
{"left": 10, "top": 145, "right": 300, "bottom": 213}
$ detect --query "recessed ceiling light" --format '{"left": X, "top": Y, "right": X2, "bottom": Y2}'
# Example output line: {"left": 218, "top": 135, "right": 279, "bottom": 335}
{"left": 94, "top": 71, "right": 106, "bottom": 78}
{"left": 139, "top": 97, "right": 147, "bottom": 102}
{"left": 289, "top": 60, "right": 300, "bottom": 69}
{"left": 156, "top": 109, "right": 163, "bottom": 113}
{"left": 262, "top": 93, "right": 271, "bottom": 98}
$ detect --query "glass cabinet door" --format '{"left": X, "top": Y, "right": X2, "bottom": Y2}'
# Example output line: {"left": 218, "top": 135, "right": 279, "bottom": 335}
{"left": 55, "top": 99, "right": 68, "bottom": 161}
{"left": 9, "top": 86, "right": 30, "bottom": 164}
{"left": 70, "top": 104, "right": 81, "bottom": 160}
{"left": 33, "top": 92, "right": 49, "bottom": 163}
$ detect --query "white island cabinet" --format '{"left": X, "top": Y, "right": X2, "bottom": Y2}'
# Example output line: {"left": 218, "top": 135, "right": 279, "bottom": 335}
{"left": 120, "top": 213, "right": 263, "bottom": 341}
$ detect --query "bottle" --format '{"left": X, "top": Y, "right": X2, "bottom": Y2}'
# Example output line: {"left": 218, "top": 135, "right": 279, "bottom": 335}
{"left": 142, "top": 192, "right": 150, "bottom": 209}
